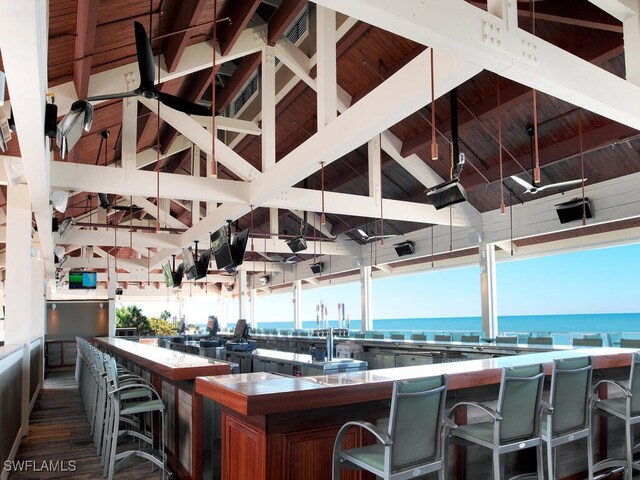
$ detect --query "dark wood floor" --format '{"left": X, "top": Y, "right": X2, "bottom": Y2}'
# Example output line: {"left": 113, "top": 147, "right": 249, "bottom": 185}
{"left": 8, "top": 370, "right": 164, "bottom": 480}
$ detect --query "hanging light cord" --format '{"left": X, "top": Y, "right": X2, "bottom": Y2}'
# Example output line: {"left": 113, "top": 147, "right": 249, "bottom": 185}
{"left": 430, "top": 48, "right": 438, "bottom": 161}
{"left": 579, "top": 110, "right": 586, "bottom": 225}
{"left": 530, "top": 0, "right": 541, "bottom": 184}
{"left": 497, "top": 77, "right": 505, "bottom": 214}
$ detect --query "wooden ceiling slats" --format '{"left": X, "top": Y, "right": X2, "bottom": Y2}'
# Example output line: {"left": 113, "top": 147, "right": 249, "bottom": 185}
{"left": 73, "top": 0, "right": 100, "bottom": 100}
{"left": 162, "top": 0, "right": 208, "bottom": 73}
{"left": 217, "top": 0, "right": 262, "bottom": 56}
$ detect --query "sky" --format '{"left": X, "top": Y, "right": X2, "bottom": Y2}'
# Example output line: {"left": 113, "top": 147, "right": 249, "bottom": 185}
{"left": 121, "top": 242, "right": 640, "bottom": 325}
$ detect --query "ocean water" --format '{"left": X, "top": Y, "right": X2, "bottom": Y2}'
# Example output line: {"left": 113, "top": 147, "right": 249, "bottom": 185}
{"left": 245, "top": 313, "right": 640, "bottom": 334}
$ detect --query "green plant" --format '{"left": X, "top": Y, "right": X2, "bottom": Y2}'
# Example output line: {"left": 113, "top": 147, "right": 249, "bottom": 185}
{"left": 115, "top": 305, "right": 151, "bottom": 335}
{"left": 159, "top": 310, "right": 172, "bottom": 321}
{"left": 148, "top": 317, "right": 175, "bottom": 335}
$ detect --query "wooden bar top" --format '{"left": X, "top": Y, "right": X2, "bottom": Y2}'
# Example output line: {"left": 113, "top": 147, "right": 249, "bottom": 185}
{"left": 196, "top": 347, "right": 634, "bottom": 417}
{"left": 95, "top": 337, "right": 230, "bottom": 381}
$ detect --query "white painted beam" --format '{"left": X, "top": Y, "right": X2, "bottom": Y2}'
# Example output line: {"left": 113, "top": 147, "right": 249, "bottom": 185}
{"left": 51, "top": 162, "right": 248, "bottom": 204}
{"left": 316, "top": 6, "right": 338, "bottom": 126}
{"left": 212, "top": 116, "right": 261, "bottom": 135}
{"left": 59, "top": 229, "right": 182, "bottom": 250}
{"left": 588, "top": 0, "right": 637, "bottom": 21}
{"left": 312, "top": 0, "right": 640, "bottom": 131}
{"left": 131, "top": 196, "right": 188, "bottom": 229}
{"left": 136, "top": 136, "right": 192, "bottom": 169}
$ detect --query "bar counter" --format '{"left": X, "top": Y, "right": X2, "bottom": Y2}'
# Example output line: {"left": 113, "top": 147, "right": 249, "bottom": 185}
{"left": 196, "top": 348, "right": 634, "bottom": 480}
{"left": 94, "top": 337, "right": 232, "bottom": 480}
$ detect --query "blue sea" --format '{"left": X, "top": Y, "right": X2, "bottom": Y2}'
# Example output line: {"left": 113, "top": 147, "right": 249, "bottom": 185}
{"left": 211, "top": 313, "right": 640, "bottom": 345}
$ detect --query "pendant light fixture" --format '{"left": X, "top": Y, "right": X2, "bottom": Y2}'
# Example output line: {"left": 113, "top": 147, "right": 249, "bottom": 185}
{"left": 497, "top": 77, "right": 506, "bottom": 215}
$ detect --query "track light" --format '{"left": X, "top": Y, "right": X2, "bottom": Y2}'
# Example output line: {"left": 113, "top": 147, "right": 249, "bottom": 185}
{"left": 57, "top": 100, "right": 93, "bottom": 158}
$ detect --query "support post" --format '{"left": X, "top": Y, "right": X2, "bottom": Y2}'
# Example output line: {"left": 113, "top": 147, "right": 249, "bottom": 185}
{"left": 624, "top": 8, "right": 640, "bottom": 86}
{"left": 5, "top": 184, "right": 33, "bottom": 435}
{"left": 360, "top": 265, "right": 373, "bottom": 332}
{"left": 30, "top": 258, "right": 45, "bottom": 339}
{"left": 249, "top": 287, "right": 257, "bottom": 327}
{"left": 293, "top": 280, "right": 302, "bottom": 330}
{"left": 239, "top": 269, "right": 248, "bottom": 319}
{"left": 108, "top": 264, "right": 116, "bottom": 336}
{"left": 368, "top": 135, "right": 381, "bottom": 205}
{"left": 480, "top": 243, "right": 498, "bottom": 338}
{"left": 316, "top": 5, "right": 337, "bottom": 127}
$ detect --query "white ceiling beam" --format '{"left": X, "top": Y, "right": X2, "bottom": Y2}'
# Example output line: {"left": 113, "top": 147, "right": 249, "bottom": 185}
{"left": 94, "top": 272, "right": 231, "bottom": 284}
{"left": 131, "top": 196, "right": 188, "bottom": 229}
{"left": 137, "top": 136, "right": 193, "bottom": 169}
{"left": 316, "top": 5, "right": 338, "bottom": 127}
{"left": 139, "top": 97, "right": 261, "bottom": 182}
{"left": 59, "top": 229, "right": 182, "bottom": 250}
{"left": 211, "top": 116, "right": 261, "bottom": 135}
{"left": 50, "top": 25, "right": 267, "bottom": 115}
{"left": 0, "top": 1, "right": 54, "bottom": 273}
{"left": 273, "top": 37, "right": 316, "bottom": 89}
{"left": 587, "top": 0, "right": 637, "bottom": 21}
{"left": 249, "top": 50, "right": 476, "bottom": 206}
{"left": 311, "top": 0, "right": 640, "bottom": 131}
{"left": 51, "top": 162, "right": 248, "bottom": 204}
{"left": 64, "top": 255, "right": 147, "bottom": 272}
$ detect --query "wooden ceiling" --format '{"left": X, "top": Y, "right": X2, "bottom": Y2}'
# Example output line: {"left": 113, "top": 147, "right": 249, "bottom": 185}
{"left": 1, "top": 0, "right": 638, "bottom": 278}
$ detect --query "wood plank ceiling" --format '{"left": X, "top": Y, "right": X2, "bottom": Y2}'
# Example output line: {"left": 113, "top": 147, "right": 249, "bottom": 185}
{"left": 0, "top": 0, "right": 638, "bottom": 284}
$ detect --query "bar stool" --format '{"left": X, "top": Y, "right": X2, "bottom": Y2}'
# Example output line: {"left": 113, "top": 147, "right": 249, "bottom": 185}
{"left": 449, "top": 364, "right": 545, "bottom": 480}
{"left": 539, "top": 356, "right": 594, "bottom": 479}
{"left": 102, "top": 355, "right": 167, "bottom": 480}
{"left": 332, "top": 375, "right": 450, "bottom": 480}
{"left": 592, "top": 351, "right": 640, "bottom": 480}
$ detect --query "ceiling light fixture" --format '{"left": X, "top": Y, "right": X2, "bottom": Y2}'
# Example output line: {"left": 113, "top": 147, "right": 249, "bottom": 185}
{"left": 50, "top": 190, "right": 69, "bottom": 213}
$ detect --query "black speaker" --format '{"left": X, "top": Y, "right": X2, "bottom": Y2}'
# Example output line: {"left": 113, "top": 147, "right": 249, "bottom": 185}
{"left": 286, "top": 235, "right": 307, "bottom": 253}
{"left": 310, "top": 262, "right": 323, "bottom": 274}
{"left": 427, "top": 178, "right": 467, "bottom": 210}
{"left": 115, "top": 287, "right": 124, "bottom": 295}
{"left": 394, "top": 241, "right": 414, "bottom": 257}
{"left": 52, "top": 217, "right": 59, "bottom": 232}
{"left": 555, "top": 198, "right": 592, "bottom": 224}
{"left": 45, "top": 103, "right": 58, "bottom": 138}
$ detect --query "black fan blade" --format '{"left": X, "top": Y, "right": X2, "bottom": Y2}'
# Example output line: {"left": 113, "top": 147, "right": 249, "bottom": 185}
{"left": 134, "top": 21, "right": 156, "bottom": 90}
{"left": 86, "top": 90, "right": 138, "bottom": 102}
{"left": 158, "top": 92, "right": 212, "bottom": 116}
{"left": 110, "top": 205, "right": 143, "bottom": 211}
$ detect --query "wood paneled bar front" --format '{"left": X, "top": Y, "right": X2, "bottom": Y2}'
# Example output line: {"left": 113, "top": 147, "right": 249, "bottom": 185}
{"left": 93, "top": 337, "right": 231, "bottom": 480}
{"left": 196, "top": 348, "right": 634, "bottom": 480}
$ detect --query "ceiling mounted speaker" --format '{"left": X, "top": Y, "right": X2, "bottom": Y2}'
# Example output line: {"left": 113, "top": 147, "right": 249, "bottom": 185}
{"left": 45, "top": 103, "right": 58, "bottom": 139}
{"left": 555, "top": 198, "right": 592, "bottom": 224}
{"left": 286, "top": 235, "right": 307, "bottom": 253}
{"left": 394, "top": 241, "right": 414, "bottom": 257}
{"left": 259, "top": 275, "right": 270, "bottom": 286}
{"left": 427, "top": 178, "right": 467, "bottom": 210}
{"left": 310, "top": 262, "right": 323, "bottom": 274}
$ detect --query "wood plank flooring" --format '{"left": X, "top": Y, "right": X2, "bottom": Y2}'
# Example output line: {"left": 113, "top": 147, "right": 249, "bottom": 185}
{"left": 8, "top": 370, "right": 165, "bottom": 480}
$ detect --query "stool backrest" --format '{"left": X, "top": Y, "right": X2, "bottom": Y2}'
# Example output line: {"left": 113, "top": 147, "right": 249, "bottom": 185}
{"left": 630, "top": 352, "right": 640, "bottom": 414}
{"left": 461, "top": 335, "right": 480, "bottom": 343}
{"left": 572, "top": 338, "right": 603, "bottom": 347}
{"left": 496, "top": 336, "right": 518, "bottom": 344}
{"left": 620, "top": 338, "right": 640, "bottom": 349}
{"left": 497, "top": 364, "right": 545, "bottom": 442}
{"left": 372, "top": 333, "right": 385, "bottom": 339}
{"left": 434, "top": 334, "right": 452, "bottom": 342}
{"left": 387, "top": 375, "right": 448, "bottom": 470}
{"left": 527, "top": 336, "right": 553, "bottom": 346}
{"left": 548, "top": 356, "right": 592, "bottom": 435}
{"left": 411, "top": 334, "right": 427, "bottom": 341}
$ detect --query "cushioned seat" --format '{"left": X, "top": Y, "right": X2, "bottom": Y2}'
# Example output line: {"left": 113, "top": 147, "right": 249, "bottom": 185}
{"left": 333, "top": 375, "right": 449, "bottom": 480}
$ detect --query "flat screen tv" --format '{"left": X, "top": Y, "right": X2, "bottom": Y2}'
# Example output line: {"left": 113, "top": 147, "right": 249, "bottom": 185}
{"left": 232, "top": 319, "right": 249, "bottom": 342}
{"left": 183, "top": 247, "right": 197, "bottom": 280}
{"left": 231, "top": 228, "right": 250, "bottom": 267}
{"left": 211, "top": 227, "right": 234, "bottom": 271}
{"left": 172, "top": 263, "right": 185, "bottom": 287}
{"left": 68, "top": 271, "right": 97, "bottom": 289}
{"left": 195, "top": 248, "right": 211, "bottom": 280}
{"left": 161, "top": 261, "right": 174, "bottom": 287}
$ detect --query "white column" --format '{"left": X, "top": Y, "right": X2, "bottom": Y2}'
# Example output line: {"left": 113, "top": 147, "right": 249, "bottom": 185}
{"left": 30, "top": 258, "right": 45, "bottom": 338}
{"left": 624, "top": 7, "right": 640, "bottom": 85}
{"left": 122, "top": 88, "right": 137, "bottom": 172}
{"left": 192, "top": 144, "right": 201, "bottom": 222}
{"left": 293, "top": 280, "right": 302, "bottom": 330}
{"left": 261, "top": 46, "right": 279, "bottom": 239}
{"left": 249, "top": 288, "right": 257, "bottom": 327}
{"left": 368, "top": 135, "right": 381, "bottom": 202}
{"left": 360, "top": 265, "right": 373, "bottom": 332}
{"left": 316, "top": 5, "right": 337, "bottom": 127}
{"left": 5, "top": 184, "right": 33, "bottom": 434}
{"left": 238, "top": 269, "right": 248, "bottom": 319}
{"left": 480, "top": 243, "right": 498, "bottom": 338}
{"left": 107, "top": 265, "right": 116, "bottom": 336}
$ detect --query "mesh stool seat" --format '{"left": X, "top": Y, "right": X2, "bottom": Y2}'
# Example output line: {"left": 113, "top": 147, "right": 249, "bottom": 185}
{"left": 592, "top": 352, "right": 640, "bottom": 480}
{"left": 333, "top": 375, "right": 450, "bottom": 480}
{"left": 449, "top": 364, "right": 545, "bottom": 480}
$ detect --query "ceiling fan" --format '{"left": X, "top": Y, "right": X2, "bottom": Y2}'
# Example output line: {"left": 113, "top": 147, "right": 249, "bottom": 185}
{"left": 86, "top": 22, "right": 212, "bottom": 116}
{"left": 510, "top": 175, "right": 586, "bottom": 195}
